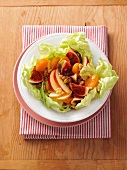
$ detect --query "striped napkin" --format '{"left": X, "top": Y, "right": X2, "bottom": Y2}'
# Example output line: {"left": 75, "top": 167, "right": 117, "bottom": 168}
{"left": 20, "top": 25, "right": 111, "bottom": 139}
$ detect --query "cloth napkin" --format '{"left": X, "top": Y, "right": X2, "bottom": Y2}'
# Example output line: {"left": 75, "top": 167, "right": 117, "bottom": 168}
{"left": 20, "top": 25, "right": 111, "bottom": 139}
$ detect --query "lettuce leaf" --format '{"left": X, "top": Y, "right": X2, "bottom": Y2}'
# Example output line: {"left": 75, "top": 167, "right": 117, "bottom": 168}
{"left": 59, "top": 32, "right": 93, "bottom": 62}
{"left": 96, "top": 58, "right": 114, "bottom": 78}
{"left": 38, "top": 43, "right": 68, "bottom": 59}
{"left": 96, "top": 58, "right": 119, "bottom": 98}
{"left": 75, "top": 88, "right": 97, "bottom": 110}
{"left": 38, "top": 32, "right": 93, "bottom": 61}
{"left": 38, "top": 43, "right": 55, "bottom": 59}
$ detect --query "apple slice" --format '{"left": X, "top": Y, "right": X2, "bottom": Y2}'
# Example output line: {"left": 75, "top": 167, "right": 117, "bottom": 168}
{"left": 56, "top": 92, "right": 72, "bottom": 101}
{"left": 55, "top": 69, "right": 71, "bottom": 93}
{"left": 49, "top": 91, "right": 64, "bottom": 98}
{"left": 82, "top": 56, "right": 89, "bottom": 66}
{"left": 49, "top": 70, "right": 60, "bottom": 91}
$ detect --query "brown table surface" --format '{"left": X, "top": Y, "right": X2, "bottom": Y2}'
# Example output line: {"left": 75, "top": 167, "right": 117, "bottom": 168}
{"left": 0, "top": 0, "right": 126, "bottom": 169}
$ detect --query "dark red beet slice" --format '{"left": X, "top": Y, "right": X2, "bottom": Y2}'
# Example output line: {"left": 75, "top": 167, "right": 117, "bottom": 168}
{"left": 29, "top": 67, "right": 44, "bottom": 83}
{"left": 66, "top": 47, "right": 81, "bottom": 65}
{"left": 70, "top": 83, "right": 86, "bottom": 96}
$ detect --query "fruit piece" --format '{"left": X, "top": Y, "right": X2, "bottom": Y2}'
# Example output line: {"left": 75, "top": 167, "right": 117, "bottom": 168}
{"left": 47, "top": 59, "right": 51, "bottom": 72}
{"left": 72, "top": 63, "right": 80, "bottom": 74}
{"left": 71, "top": 73, "right": 78, "bottom": 83}
{"left": 66, "top": 47, "right": 81, "bottom": 65}
{"left": 49, "top": 70, "right": 60, "bottom": 91}
{"left": 48, "top": 76, "right": 53, "bottom": 90}
{"left": 29, "top": 68, "right": 43, "bottom": 83}
{"left": 55, "top": 69, "right": 71, "bottom": 93}
{"left": 73, "top": 49, "right": 82, "bottom": 63}
{"left": 50, "top": 57, "right": 60, "bottom": 70}
{"left": 56, "top": 87, "right": 63, "bottom": 94}
{"left": 56, "top": 92, "right": 72, "bottom": 101}
{"left": 73, "top": 87, "right": 90, "bottom": 97}
{"left": 36, "top": 58, "right": 49, "bottom": 72}
{"left": 79, "top": 63, "right": 83, "bottom": 70}
{"left": 45, "top": 80, "right": 50, "bottom": 91}
{"left": 59, "top": 56, "right": 70, "bottom": 63}
{"left": 82, "top": 56, "right": 89, "bottom": 66}
{"left": 58, "top": 59, "right": 72, "bottom": 75}
{"left": 60, "top": 61, "right": 72, "bottom": 76}
{"left": 63, "top": 97, "right": 73, "bottom": 104}
{"left": 85, "top": 74, "right": 98, "bottom": 88}
{"left": 49, "top": 91, "right": 64, "bottom": 98}
{"left": 57, "top": 59, "right": 68, "bottom": 73}
{"left": 70, "top": 83, "right": 86, "bottom": 97}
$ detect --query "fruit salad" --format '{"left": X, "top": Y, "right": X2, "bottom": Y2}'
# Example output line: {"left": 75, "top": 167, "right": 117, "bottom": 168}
{"left": 22, "top": 33, "right": 119, "bottom": 112}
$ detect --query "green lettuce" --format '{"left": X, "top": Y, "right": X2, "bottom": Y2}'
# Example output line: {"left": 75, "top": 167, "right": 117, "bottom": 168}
{"left": 38, "top": 43, "right": 68, "bottom": 59}
{"left": 59, "top": 32, "right": 93, "bottom": 62}
{"left": 96, "top": 58, "right": 114, "bottom": 78}
{"left": 38, "top": 33, "right": 93, "bottom": 62}
{"left": 38, "top": 43, "right": 55, "bottom": 59}
{"left": 95, "top": 58, "right": 119, "bottom": 98}
{"left": 75, "top": 88, "right": 97, "bottom": 110}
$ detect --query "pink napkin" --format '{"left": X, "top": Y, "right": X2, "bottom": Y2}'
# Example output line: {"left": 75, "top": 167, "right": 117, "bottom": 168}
{"left": 20, "top": 25, "right": 111, "bottom": 139}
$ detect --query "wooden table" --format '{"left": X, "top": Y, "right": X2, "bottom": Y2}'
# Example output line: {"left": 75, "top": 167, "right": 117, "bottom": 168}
{"left": 0, "top": 0, "right": 126, "bottom": 169}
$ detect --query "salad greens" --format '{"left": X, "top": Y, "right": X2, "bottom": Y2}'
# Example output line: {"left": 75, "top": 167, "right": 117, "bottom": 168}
{"left": 38, "top": 33, "right": 93, "bottom": 62}
{"left": 96, "top": 58, "right": 119, "bottom": 98}
{"left": 22, "top": 32, "right": 119, "bottom": 112}
{"left": 80, "top": 58, "right": 119, "bottom": 98}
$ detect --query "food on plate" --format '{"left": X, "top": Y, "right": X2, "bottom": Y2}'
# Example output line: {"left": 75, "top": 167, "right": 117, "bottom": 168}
{"left": 22, "top": 33, "right": 119, "bottom": 112}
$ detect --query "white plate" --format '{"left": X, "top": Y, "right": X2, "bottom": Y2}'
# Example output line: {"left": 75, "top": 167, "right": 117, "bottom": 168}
{"left": 17, "top": 33, "right": 110, "bottom": 123}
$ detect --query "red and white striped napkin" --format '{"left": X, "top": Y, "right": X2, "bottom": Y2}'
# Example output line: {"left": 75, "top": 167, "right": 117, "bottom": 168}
{"left": 20, "top": 25, "right": 111, "bottom": 139}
